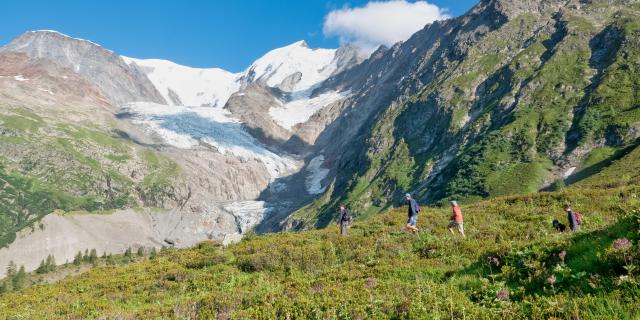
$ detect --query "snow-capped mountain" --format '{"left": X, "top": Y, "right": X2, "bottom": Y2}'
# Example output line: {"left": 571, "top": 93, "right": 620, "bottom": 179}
{"left": 121, "top": 57, "right": 240, "bottom": 108}
{"left": 124, "top": 40, "right": 354, "bottom": 110}
{"left": 0, "top": 29, "right": 364, "bottom": 276}
{"left": 242, "top": 40, "right": 337, "bottom": 92}
{"left": 0, "top": 30, "right": 166, "bottom": 105}
{"left": 122, "top": 39, "right": 362, "bottom": 165}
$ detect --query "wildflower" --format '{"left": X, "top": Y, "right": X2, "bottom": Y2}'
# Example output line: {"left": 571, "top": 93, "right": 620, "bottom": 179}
{"left": 558, "top": 250, "right": 566, "bottom": 264}
{"left": 364, "top": 277, "right": 377, "bottom": 289}
{"left": 496, "top": 288, "right": 509, "bottom": 301}
{"left": 613, "top": 238, "right": 632, "bottom": 251}
{"left": 311, "top": 283, "right": 324, "bottom": 293}
{"left": 488, "top": 256, "right": 500, "bottom": 267}
{"left": 547, "top": 274, "right": 557, "bottom": 285}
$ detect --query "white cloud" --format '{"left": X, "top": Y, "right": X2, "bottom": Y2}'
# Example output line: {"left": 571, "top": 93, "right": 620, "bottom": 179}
{"left": 323, "top": 1, "right": 449, "bottom": 52}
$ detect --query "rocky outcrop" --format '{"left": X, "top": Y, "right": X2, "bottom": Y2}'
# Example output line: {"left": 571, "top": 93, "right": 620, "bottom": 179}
{"left": 0, "top": 30, "right": 166, "bottom": 105}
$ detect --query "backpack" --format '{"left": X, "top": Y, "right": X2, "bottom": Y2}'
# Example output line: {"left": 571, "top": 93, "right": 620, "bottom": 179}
{"left": 341, "top": 209, "right": 352, "bottom": 222}
{"left": 575, "top": 211, "right": 584, "bottom": 225}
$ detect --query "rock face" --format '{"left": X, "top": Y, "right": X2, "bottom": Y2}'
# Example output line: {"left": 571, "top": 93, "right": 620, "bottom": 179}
{"left": 0, "top": 205, "right": 248, "bottom": 278}
{"left": 0, "top": 52, "right": 111, "bottom": 113}
{"left": 0, "top": 30, "right": 166, "bottom": 105}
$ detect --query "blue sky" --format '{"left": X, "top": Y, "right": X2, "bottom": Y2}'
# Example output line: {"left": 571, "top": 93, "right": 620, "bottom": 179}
{"left": 0, "top": 0, "right": 477, "bottom": 71}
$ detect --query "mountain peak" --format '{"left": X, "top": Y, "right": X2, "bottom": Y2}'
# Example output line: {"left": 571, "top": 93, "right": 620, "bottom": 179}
{"left": 0, "top": 29, "right": 166, "bottom": 105}
{"left": 294, "top": 40, "right": 309, "bottom": 48}
{"left": 21, "top": 30, "right": 109, "bottom": 51}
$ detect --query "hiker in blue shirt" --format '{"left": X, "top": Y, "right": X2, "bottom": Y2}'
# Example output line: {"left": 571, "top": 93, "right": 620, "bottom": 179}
{"left": 404, "top": 193, "right": 420, "bottom": 234}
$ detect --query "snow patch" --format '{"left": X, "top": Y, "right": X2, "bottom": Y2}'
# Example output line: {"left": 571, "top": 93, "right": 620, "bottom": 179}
{"left": 305, "top": 155, "right": 329, "bottom": 195}
{"left": 38, "top": 88, "right": 54, "bottom": 95}
{"left": 563, "top": 167, "right": 577, "bottom": 178}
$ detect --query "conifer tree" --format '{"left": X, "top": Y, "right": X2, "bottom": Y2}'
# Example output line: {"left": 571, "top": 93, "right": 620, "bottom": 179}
{"left": 5, "top": 261, "right": 17, "bottom": 278}
{"left": 89, "top": 249, "right": 98, "bottom": 265}
{"left": 36, "top": 259, "right": 47, "bottom": 274}
{"left": 12, "top": 266, "right": 26, "bottom": 290}
{"left": 45, "top": 255, "right": 56, "bottom": 272}
{"left": 0, "top": 278, "right": 12, "bottom": 293}
{"left": 73, "top": 251, "right": 83, "bottom": 266}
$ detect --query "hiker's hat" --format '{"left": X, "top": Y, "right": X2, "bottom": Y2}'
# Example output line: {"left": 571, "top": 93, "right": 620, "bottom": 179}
{"left": 451, "top": 201, "right": 458, "bottom": 206}
{"left": 404, "top": 193, "right": 411, "bottom": 198}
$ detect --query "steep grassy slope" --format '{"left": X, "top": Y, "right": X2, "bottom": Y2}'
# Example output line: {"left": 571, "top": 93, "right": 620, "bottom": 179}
{"left": 1, "top": 166, "right": 639, "bottom": 318}
{"left": 291, "top": 0, "right": 640, "bottom": 230}
{"left": 0, "top": 106, "right": 181, "bottom": 247}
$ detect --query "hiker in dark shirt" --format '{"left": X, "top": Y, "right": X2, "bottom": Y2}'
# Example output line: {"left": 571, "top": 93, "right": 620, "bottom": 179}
{"left": 404, "top": 193, "right": 420, "bottom": 234}
{"left": 563, "top": 203, "right": 580, "bottom": 231}
{"left": 337, "top": 204, "right": 351, "bottom": 236}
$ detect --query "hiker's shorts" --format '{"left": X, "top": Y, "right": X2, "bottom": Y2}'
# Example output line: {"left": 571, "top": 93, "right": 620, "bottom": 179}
{"left": 407, "top": 215, "right": 417, "bottom": 226}
{"left": 448, "top": 220, "right": 464, "bottom": 233}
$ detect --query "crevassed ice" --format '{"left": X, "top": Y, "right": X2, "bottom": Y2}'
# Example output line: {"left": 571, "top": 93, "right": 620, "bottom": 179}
{"left": 121, "top": 102, "right": 300, "bottom": 180}
{"left": 223, "top": 201, "right": 271, "bottom": 233}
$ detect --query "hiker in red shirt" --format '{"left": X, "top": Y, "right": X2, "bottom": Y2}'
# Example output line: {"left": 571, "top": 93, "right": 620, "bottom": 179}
{"left": 448, "top": 201, "right": 465, "bottom": 237}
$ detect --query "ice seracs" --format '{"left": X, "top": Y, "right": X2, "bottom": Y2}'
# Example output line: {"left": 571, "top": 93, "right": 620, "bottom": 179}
{"left": 223, "top": 201, "right": 272, "bottom": 233}
{"left": 120, "top": 102, "right": 300, "bottom": 180}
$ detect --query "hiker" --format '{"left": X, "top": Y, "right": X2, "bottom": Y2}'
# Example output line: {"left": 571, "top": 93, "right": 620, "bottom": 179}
{"left": 552, "top": 219, "right": 567, "bottom": 232}
{"left": 448, "top": 201, "right": 465, "bottom": 237}
{"left": 404, "top": 193, "right": 420, "bottom": 234}
{"left": 337, "top": 203, "right": 351, "bottom": 236}
{"left": 563, "top": 203, "right": 582, "bottom": 231}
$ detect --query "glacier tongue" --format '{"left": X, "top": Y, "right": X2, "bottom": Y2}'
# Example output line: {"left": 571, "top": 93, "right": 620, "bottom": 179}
{"left": 120, "top": 102, "right": 301, "bottom": 180}
{"left": 223, "top": 201, "right": 272, "bottom": 234}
